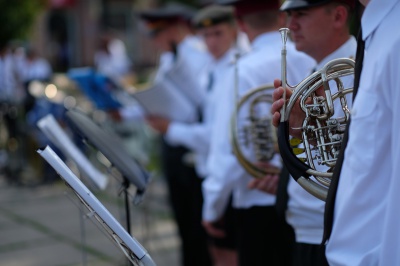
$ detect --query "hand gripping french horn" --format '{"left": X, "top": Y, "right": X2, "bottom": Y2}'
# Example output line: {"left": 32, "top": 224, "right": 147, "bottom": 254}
{"left": 278, "top": 28, "right": 355, "bottom": 201}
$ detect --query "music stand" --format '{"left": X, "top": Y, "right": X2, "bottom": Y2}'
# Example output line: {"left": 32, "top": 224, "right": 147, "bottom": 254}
{"left": 37, "top": 114, "right": 109, "bottom": 190}
{"left": 65, "top": 108, "right": 150, "bottom": 235}
{"left": 38, "top": 146, "right": 156, "bottom": 266}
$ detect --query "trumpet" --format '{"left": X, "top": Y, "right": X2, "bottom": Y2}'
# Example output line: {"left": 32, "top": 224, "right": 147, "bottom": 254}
{"left": 230, "top": 84, "right": 279, "bottom": 178}
{"left": 277, "top": 28, "right": 354, "bottom": 201}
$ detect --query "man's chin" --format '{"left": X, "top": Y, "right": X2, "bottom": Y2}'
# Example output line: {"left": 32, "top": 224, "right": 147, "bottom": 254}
{"left": 294, "top": 43, "right": 305, "bottom": 53}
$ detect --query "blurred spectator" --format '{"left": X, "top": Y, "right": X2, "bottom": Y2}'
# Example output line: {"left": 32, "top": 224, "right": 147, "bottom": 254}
{"left": 0, "top": 43, "right": 22, "bottom": 103}
{"left": 17, "top": 46, "right": 53, "bottom": 112}
{"left": 0, "top": 42, "right": 25, "bottom": 181}
{"left": 19, "top": 46, "right": 52, "bottom": 84}
{"left": 14, "top": 45, "right": 66, "bottom": 185}
{"left": 94, "top": 31, "right": 133, "bottom": 84}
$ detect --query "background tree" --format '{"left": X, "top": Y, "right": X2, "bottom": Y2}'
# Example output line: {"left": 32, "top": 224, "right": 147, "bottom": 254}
{"left": 0, "top": 0, "right": 46, "bottom": 48}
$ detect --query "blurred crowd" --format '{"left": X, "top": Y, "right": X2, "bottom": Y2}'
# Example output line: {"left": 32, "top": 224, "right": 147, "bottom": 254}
{"left": 0, "top": 41, "right": 55, "bottom": 184}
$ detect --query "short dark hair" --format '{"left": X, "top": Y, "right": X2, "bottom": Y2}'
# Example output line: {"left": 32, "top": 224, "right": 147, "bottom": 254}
{"left": 241, "top": 10, "right": 281, "bottom": 31}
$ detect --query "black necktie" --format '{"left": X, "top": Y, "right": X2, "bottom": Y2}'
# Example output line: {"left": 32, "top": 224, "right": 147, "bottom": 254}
{"left": 275, "top": 166, "right": 290, "bottom": 220}
{"left": 207, "top": 71, "right": 214, "bottom": 92}
{"left": 198, "top": 71, "right": 214, "bottom": 122}
{"left": 322, "top": 29, "right": 365, "bottom": 244}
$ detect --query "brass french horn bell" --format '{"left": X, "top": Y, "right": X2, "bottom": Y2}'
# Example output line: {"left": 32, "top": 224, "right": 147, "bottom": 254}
{"left": 230, "top": 84, "right": 279, "bottom": 179}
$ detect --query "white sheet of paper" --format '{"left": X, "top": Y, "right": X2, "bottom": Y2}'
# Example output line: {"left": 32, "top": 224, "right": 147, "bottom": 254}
{"left": 164, "top": 56, "right": 206, "bottom": 107}
{"left": 131, "top": 80, "right": 199, "bottom": 123}
{"left": 37, "top": 114, "right": 108, "bottom": 190}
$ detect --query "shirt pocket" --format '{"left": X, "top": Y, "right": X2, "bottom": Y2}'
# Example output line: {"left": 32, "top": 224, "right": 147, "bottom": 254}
{"left": 346, "top": 90, "right": 378, "bottom": 177}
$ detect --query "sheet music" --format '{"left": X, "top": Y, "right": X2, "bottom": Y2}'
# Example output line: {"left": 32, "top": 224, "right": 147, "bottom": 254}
{"left": 37, "top": 114, "right": 108, "bottom": 190}
{"left": 38, "top": 146, "right": 156, "bottom": 266}
{"left": 164, "top": 56, "right": 206, "bottom": 107}
{"left": 131, "top": 80, "right": 199, "bottom": 123}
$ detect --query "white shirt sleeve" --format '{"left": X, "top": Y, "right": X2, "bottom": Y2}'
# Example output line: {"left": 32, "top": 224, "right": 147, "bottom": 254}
{"left": 165, "top": 121, "right": 210, "bottom": 154}
{"left": 202, "top": 66, "right": 280, "bottom": 221}
{"left": 202, "top": 74, "right": 239, "bottom": 221}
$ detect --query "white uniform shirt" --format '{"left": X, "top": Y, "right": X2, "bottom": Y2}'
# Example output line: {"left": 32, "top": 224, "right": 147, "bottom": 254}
{"left": 120, "top": 35, "right": 210, "bottom": 123}
{"left": 153, "top": 36, "right": 210, "bottom": 148}
{"left": 0, "top": 53, "right": 20, "bottom": 102}
{"left": 19, "top": 57, "right": 52, "bottom": 83}
{"left": 94, "top": 38, "right": 132, "bottom": 82}
{"left": 326, "top": 0, "right": 400, "bottom": 265}
{"left": 286, "top": 36, "right": 356, "bottom": 245}
{"left": 202, "top": 31, "right": 315, "bottom": 221}
{"left": 153, "top": 35, "right": 210, "bottom": 108}
{"left": 165, "top": 47, "right": 240, "bottom": 177}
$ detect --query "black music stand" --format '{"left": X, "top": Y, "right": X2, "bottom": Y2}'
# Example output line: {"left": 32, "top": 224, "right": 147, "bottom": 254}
{"left": 65, "top": 108, "right": 150, "bottom": 235}
{"left": 38, "top": 146, "right": 156, "bottom": 266}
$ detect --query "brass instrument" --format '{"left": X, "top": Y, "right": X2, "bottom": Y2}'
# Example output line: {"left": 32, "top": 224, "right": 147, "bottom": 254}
{"left": 278, "top": 28, "right": 354, "bottom": 201}
{"left": 230, "top": 84, "right": 280, "bottom": 178}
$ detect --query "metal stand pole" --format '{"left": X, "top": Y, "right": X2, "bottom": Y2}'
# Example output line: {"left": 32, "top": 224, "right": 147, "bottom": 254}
{"left": 122, "top": 177, "right": 131, "bottom": 235}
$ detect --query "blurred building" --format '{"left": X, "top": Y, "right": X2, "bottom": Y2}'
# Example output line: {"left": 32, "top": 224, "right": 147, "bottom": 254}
{"left": 30, "top": 0, "right": 160, "bottom": 75}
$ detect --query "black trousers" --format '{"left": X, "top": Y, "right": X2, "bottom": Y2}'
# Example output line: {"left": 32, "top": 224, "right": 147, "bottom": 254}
{"left": 207, "top": 196, "right": 237, "bottom": 250}
{"left": 161, "top": 140, "right": 212, "bottom": 266}
{"left": 292, "top": 243, "right": 329, "bottom": 266}
{"left": 235, "top": 206, "right": 295, "bottom": 266}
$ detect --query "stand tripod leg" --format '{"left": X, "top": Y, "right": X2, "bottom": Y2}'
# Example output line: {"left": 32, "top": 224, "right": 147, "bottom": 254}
{"left": 121, "top": 177, "right": 134, "bottom": 266}
{"left": 79, "top": 207, "right": 88, "bottom": 266}
{"left": 123, "top": 177, "right": 131, "bottom": 236}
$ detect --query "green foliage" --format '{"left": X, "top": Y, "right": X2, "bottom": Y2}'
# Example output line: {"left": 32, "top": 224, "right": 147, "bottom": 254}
{"left": 0, "top": 0, "right": 46, "bottom": 46}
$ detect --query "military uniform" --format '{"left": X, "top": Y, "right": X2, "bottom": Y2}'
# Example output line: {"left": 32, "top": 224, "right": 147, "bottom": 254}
{"left": 202, "top": 1, "right": 314, "bottom": 265}
{"left": 278, "top": 0, "right": 356, "bottom": 264}
{"left": 140, "top": 4, "right": 212, "bottom": 266}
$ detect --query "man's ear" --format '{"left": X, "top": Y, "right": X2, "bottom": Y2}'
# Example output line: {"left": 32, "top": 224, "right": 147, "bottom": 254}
{"left": 333, "top": 5, "right": 349, "bottom": 29}
{"left": 236, "top": 16, "right": 247, "bottom": 33}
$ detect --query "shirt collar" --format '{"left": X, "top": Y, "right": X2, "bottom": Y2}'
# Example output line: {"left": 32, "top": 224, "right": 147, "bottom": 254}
{"left": 251, "top": 31, "right": 281, "bottom": 51}
{"left": 209, "top": 47, "right": 237, "bottom": 72}
{"left": 178, "top": 34, "right": 208, "bottom": 55}
{"left": 362, "top": 0, "right": 399, "bottom": 43}
{"left": 316, "top": 36, "right": 357, "bottom": 70}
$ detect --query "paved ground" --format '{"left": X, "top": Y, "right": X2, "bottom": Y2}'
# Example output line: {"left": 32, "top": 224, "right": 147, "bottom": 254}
{"left": 0, "top": 171, "right": 180, "bottom": 266}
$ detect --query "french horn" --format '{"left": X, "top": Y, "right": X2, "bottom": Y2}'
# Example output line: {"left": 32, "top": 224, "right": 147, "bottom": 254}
{"left": 230, "top": 84, "right": 280, "bottom": 179}
{"left": 278, "top": 28, "right": 355, "bottom": 201}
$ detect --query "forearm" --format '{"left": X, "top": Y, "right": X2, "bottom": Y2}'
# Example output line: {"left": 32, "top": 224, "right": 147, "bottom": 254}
{"left": 165, "top": 121, "right": 210, "bottom": 153}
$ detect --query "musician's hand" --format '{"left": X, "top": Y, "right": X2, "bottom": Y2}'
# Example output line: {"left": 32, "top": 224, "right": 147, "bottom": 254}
{"left": 272, "top": 79, "right": 291, "bottom": 127}
{"left": 202, "top": 220, "right": 226, "bottom": 238}
{"left": 248, "top": 175, "right": 279, "bottom": 194}
{"left": 145, "top": 115, "right": 170, "bottom": 134}
{"left": 248, "top": 162, "right": 280, "bottom": 195}
{"left": 271, "top": 78, "right": 307, "bottom": 139}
